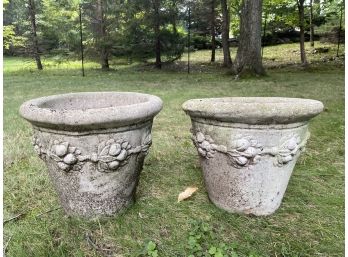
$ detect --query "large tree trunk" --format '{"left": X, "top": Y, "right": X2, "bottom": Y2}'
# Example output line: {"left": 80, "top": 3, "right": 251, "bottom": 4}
{"left": 220, "top": 0, "right": 232, "bottom": 67}
{"left": 235, "top": 0, "right": 265, "bottom": 75}
{"left": 309, "top": 0, "right": 314, "bottom": 47}
{"left": 154, "top": 0, "right": 161, "bottom": 69}
{"left": 210, "top": 0, "right": 216, "bottom": 63}
{"left": 297, "top": 0, "right": 308, "bottom": 66}
{"left": 97, "top": 0, "right": 109, "bottom": 70}
{"left": 28, "top": 0, "right": 42, "bottom": 70}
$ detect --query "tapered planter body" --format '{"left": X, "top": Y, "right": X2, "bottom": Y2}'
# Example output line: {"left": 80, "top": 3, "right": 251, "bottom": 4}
{"left": 183, "top": 97, "right": 323, "bottom": 216}
{"left": 20, "top": 92, "right": 163, "bottom": 217}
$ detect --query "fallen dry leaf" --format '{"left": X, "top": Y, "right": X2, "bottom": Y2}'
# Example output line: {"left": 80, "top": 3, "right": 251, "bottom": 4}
{"left": 177, "top": 187, "right": 198, "bottom": 202}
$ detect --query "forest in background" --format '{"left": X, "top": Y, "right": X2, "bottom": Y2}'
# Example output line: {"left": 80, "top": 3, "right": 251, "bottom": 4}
{"left": 3, "top": 0, "right": 345, "bottom": 75}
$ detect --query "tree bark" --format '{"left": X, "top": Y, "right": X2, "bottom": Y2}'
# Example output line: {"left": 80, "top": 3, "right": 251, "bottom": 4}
{"left": 171, "top": 0, "right": 178, "bottom": 34}
{"left": 261, "top": 9, "right": 267, "bottom": 57}
{"left": 235, "top": 0, "right": 265, "bottom": 75}
{"left": 220, "top": 0, "right": 232, "bottom": 67}
{"left": 297, "top": 0, "right": 308, "bottom": 66}
{"left": 97, "top": 0, "right": 109, "bottom": 70}
{"left": 79, "top": 4, "right": 85, "bottom": 77}
{"left": 28, "top": 0, "right": 42, "bottom": 70}
{"left": 336, "top": 1, "right": 343, "bottom": 57}
{"left": 309, "top": 0, "right": 314, "bottom": 47}
{"left": 154, "top": 0, "right": 161, "bottom": 69}
{"left": 210, "top": 0, "right": 216, "bottom": 63}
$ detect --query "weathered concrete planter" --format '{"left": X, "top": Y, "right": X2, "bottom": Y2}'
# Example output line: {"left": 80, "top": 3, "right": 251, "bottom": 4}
{"left": 20, "top": 92, "right": 163, "bottom": 217}
{"left": 183, "top": 97, "right": 323, "bottom": 216}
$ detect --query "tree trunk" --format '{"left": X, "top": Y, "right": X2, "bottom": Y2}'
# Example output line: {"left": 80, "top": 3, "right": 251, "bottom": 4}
{"left": 298, "top": 0, "right": 308, "bottom": 66}
{"left": 171, "top": 0, "right": 178, "bottom": 34}
{"left": 28, "top": 0, "right": 42, "bottom": 70}
{"left": 336, "top": 1, "right": 343, "bottom": 57}
{"left": 154, "top": 0, "right": 161, "bottom": 69}
{"left": 97, "top": 0, "right": 109, "bottom": 70}
{"left": 220, "top": 0, "right": 232, "bottom": 67}
{"left": 79, "top": 4, "right": 85, "bottom": 77}
{"left": 210, "top": 0, "right": 216, "bottom": 63}
{"left": 261, "top": 9, "right": 267, "bottom": 57}
{"left": 235, "top": 0, "right": 265, "bottom": 75}
{"left": 309, "top": 0, "right": 314, "bottom": 47}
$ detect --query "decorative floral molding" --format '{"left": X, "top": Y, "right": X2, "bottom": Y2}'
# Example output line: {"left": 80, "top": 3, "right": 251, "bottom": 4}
{"left": 226, "top": 136, "right": 263, "bottom": 168}
{"left": 32, "top": 136, "right": 46, "bottom": 160}
{"left": 191, "top": 132, "right": 218, "bottom": 159}
{"left": 191, "top": 131, "right": 309, "bottom": 168}
{"left": 32, "top": 134, "right": 152, "bottom": 173}
{"left": 262, "top": 133, "right": 309, "bottom": 166}
{"left": 50, "top": 140, "right": 84, "bottom": 172}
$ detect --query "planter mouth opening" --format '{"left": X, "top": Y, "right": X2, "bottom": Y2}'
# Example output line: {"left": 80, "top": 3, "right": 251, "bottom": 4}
{"left": 20, "top": 92, "right": 163, "bottom": 131}
{"left": 37, "top": 93, "right": 149, "bottom": 111}
{"left": 182, "top": 97, "right": 324, "bottom": 125}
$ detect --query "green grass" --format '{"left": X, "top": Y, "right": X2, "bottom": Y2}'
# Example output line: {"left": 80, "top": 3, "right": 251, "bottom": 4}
{"left": 180, "top": 41, "right": 344, "bottom": 69}
{"left": 4, "top": 42, "right": 344, "bottom": 257}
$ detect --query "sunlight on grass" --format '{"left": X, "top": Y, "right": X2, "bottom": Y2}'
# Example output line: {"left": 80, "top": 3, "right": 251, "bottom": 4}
{"left": 4, "top": 42, "right": 344, "bottom": 74}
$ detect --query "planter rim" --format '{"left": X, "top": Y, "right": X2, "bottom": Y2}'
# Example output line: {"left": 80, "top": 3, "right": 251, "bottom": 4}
{"left": 182, "top": 97, "right": 323, "bottom": 124}
{"left": 20, "top": 91, "right": 163, "bottom": 131}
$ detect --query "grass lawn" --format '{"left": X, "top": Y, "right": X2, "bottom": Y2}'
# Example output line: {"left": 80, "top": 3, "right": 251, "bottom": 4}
{"left": 3, "top": 43, "right": 344, "bottom": 257}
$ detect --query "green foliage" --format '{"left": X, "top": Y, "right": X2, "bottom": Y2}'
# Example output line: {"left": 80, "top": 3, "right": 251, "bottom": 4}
{"left": 3, "top": 0, "right": 32, "bottom": 54}
{"left": 3, "top": 25, "right": 27, "bottom": 50}
{"left": 160, "top": 25, "right": 186, "bottom": 61}
{"left": 3, "top": 0, "right": 344, "bottom": 63}
{"left": 321, "top": 0, "right": 344, "bottom": 18}
{"left": 138, "top": 241, "right": 159, "bottom": 257}
{"left": 186, "top": 219, "right": 260, "bottom": 257}
{"left": 316, "top": 0, "right": 344, "bottom": 34}
{"left": 116, "top": 0, "right": 186, "bottom": 62}
{"left": 190, "top": 34, "right": 221, "bottom": 50}
{"left": 40, "top": 0, "right": 80, "bottom": 51}
{"left": 229, "top": 0, "right": 241, "bottom": 36}
{"left": 188, "top": 0, "right": 222, "bottom": 42}
{"left": 146, "top": 241, "right": 159, "bottom": 257}
{"left": 263, "top": 0, "right": 298, "bottom": 32}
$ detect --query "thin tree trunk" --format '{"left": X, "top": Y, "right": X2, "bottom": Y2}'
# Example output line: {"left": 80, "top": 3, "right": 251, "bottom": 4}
{"left": 79, "top": 4, "right": 85, "bottom": 77}
{"left": 154, "top": 0, "right": 161, "bottom": 69}
{"left": 220, "top": 0, "right": 232, "bottom": 67}
{"left": 235, "top": 0, "right": 265, "bottom": 75}
{"left": 187, "top": 6, "right": 191, "bottom": 74}
{"left": 336, "top": 1, "right": 343, "bottom": 57}
{"left": 309, "top": 0, "right": 314, "bottom": 47}
{"left": 210, "top": 0, "right": 216, "bottom": 62}
{"left": 261, "top": 9, "right": 267, "bottom": 57}
{"left": 171, "top": 0, "right": 178, "bottom": 34}
{"left": 297, "top": 0, "right": 308, "bottom": 66}
{"left": 97, "top": 0, "right": 109, "bottom": 70}
{"left": 28, "top": 0, "right": 42, "bottom": 70}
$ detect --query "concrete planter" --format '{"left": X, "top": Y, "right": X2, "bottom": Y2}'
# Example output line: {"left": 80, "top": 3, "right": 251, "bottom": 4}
{"left": 20, "top": 92, "right": 163, "bottom": 217}
{"left": 183, "top": 97, "right": 323, "bottom": 216}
